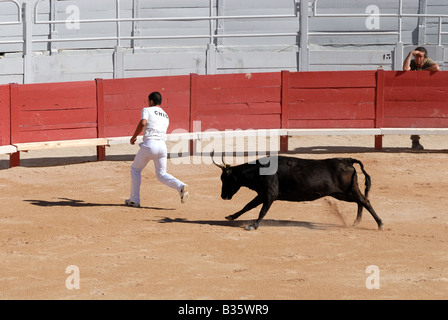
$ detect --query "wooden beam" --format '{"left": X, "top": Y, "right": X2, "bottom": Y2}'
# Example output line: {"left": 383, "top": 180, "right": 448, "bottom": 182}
{"left": 14, "top": 138, "right": 109, "bottom": 152}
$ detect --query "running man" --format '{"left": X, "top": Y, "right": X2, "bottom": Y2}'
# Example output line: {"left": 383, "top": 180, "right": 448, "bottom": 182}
{"left": 125, "top": 92, "right": 189, "bottom": 207}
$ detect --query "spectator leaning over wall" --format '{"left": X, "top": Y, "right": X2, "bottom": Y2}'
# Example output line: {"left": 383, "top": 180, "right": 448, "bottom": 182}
{"left": 402, "top": 46, "right": 440, "bottom": 150}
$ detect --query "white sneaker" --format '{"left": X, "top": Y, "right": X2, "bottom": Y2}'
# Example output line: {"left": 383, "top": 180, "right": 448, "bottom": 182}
{"left": 180, "top": 185, "right": 189, "bottom": 204}
{"left": 125, "top": 199, "right": 140, "bottom": 208}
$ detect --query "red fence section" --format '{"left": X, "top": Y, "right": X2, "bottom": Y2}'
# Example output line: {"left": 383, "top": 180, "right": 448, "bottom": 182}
{"left": 286, "top": 71, "right": 377, "bottom": 129}
{"left": 11, "top": 81, "right": 98, "bottom": 143}
{"left": 101, "top": 75, "right": 191, "bottom": 137}
{"left": 1, "top": 70, "right": 448, "bottom": 166}
{"left": 382, "top": 71, "right": 448, "bottom": 128}
{"left": 193, "top": 73, "right": 282, "bottom": 131}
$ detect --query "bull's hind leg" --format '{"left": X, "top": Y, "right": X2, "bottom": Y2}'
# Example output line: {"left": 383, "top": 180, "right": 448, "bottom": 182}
{"left": 334, "top": 194, "right": 383, "bottom": 230}
{"left": 358, "top": 199, "right": 383, "bottom": 230}
{"left": 353, "top": 204, "right": 363, "bottom": 227}
{"left": 226, "top": 195, "right": 262, "bottom": 221}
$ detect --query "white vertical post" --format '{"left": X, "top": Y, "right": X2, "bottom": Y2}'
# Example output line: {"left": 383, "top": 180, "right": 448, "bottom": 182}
{"left": 299, "top": 0, "right": 309, "bottom": 71}
{"left": 22, "top": 2, "right": 33, "bottom": 84}
{"left": 114, "top": 0, "right": 124, "bottom": 78}
{"left": 132, "top": 0, "right": 141, "bottom": 52}
{"left": 49, "top": 0, "right": 57, "bottom": 55}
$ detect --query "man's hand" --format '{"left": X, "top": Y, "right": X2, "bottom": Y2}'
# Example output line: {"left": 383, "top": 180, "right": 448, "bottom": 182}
{"left": 130, "top": 136, "right": 137, "bottom": 145}
{"left": 411, "top": 50, "right": 424, "bottom": 58}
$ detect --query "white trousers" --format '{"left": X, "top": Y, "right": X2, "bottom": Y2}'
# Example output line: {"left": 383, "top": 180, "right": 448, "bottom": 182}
{"left": 130, "top": 139, "right": 184, "bottom": 204}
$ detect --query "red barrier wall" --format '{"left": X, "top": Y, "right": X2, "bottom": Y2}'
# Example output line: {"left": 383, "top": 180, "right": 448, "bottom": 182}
{"left": 1, "top": 71, "right": 448, "bottom": 157}
{"left": 285, "top": 71, "right": 377, "bottom": 129}
{"left": 11, "top": 81, "right": 98, "bottom": 143}
{"left": 193, "top": 72, "right": 282, "bottom": 131}
{"left": 382, "top": 71, "right": 448, "bottom": 128}
{"left": 101, "top": 75, "right": 191, "bottom": 137}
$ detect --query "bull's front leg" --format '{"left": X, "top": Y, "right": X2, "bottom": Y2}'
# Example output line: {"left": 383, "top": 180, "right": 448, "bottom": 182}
{"left": 225, "top": 195, "right": 262, "bottom": 221}
{"left": 246, "top": 198, "right": 275, "bottom": 231}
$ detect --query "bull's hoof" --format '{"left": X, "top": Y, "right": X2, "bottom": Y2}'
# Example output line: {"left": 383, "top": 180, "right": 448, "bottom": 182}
{"left": 378, "top": 222, "right": 384, "bottom": 230}
{"left": 225, "top": 215, "right": 234, "bottom": 221}
{"left": 245, "top": 225, "right": 257, "bottom": 231}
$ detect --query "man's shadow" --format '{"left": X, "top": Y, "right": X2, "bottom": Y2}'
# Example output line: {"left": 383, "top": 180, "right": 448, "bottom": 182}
{"left": 25, "top": 198, "right": 175, "bottom": 211}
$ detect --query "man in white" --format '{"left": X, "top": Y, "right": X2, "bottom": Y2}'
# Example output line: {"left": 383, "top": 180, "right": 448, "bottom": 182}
{"left": 125, "top": 92, "right": 189, "bottom": 207}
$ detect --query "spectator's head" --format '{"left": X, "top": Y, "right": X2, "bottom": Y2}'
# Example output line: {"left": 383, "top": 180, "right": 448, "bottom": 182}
{"left": 414, "top": 46, "right": 428, "bottom": 58}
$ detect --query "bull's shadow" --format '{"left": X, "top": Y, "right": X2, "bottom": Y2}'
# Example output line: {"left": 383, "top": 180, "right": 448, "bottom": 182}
{"left": 157, "top": 217, "right": 343, "bottom": 230}
{"left": 25, "top": 198, "right": 175, "bottom": 211}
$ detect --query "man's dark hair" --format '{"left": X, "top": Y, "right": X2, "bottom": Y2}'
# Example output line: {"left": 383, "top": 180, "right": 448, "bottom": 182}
{"left": 149, "top": 92, "right": 162, "bottom": 105}
{"left": 415, "top": 46, "right": 428, "bottom": 58}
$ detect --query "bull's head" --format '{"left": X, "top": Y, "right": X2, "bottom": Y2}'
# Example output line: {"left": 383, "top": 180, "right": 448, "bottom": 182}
{"left": 211, "top": 151, "right": 241, "bottom": 200}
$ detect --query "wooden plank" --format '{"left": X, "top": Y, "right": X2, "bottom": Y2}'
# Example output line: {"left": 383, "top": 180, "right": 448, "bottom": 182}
{"left": 197, "top": 102, "right": 281, "bottom": 116}
{"left": 287, "top": 128, "right": 382, "bottom": 136}
{"left": 288, "top": 87, "right": 376, "bottom": 104}
{"left": 0, "top": 145, "right": 17, "bottom": 154}
{"left": 381, "top": 128, "right": 448, "bottom": 135}
{"left": 197, "top": 86, "right": 280, "bottom": 105}
{"left": 288, "top": 102, "right": 375, "bottom": 120}
{"left": 288, "top": 71, "right": 377, "bottom": 88}
{"left": 18, "top": 108, "right": 97, "bottom": 127}
{"left": 384, "top": 86, "right": 448, "bottom": 102}
{"left": 102, "top": 75, "right": 190, "bottom": 95}
{"left": 197, "top": 72, "right": 281, "bottom": 89}
{"left": 382, "top": 118, "right": 448, "bottom": 128}
{"left": 288, "top": 119, "right": 375, "bottom": 129}
{"left": 383, "top": 101, "right": 448, "bottom": 118}
{"left": 17, "top": 81, "right": 97, "bottom": 110}
{"left": 385, "top": 71, "right": 448, "bottom": 88}
{"left": 18, "top": 127, "right": 98, "bottom": 143}
{"left": 196, "top": 114, "right": 281, "bottom": 131}
{"left": 14, "top": 138, "right": 109, "bottom": 151}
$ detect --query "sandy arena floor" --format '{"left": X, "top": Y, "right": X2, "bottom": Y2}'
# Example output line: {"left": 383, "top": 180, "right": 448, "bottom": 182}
{"left": 0, "top": 135, "right": 447, "bottom": 300}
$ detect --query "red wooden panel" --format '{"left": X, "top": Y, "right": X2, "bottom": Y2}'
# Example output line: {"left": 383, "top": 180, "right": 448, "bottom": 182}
{"left": 17, "top": 81, "right": 97, "bottom": 111}
{"left": 288, "top": 71, "right": 377, "bottom": 88}
{"left": 196, "top": 72, "right": 281, "bottom": 89}
{"left": 384, "top": 101, "right": 448, "bottom": 118}
{"left": 289, "top": 102, "right": 375, "bottom": 120}
{"left": 19, "top": 127, "right": 98, "bottom": 143}
{"left": 19, "top": 108, "right": 97, "bottom": 127}
{"left": 0, "top": 84, "right": 10, "bottom": 145}
{"left": 196, "top": 114, "right": 281, "bottom": 131}
{"left": 288, "top": 88, "right": 376, "bottom": 104}
{"left": 103, "top": 75, "right": 190, "bottom": 95}
{"left": 288, "top": 119, "right": 375, "bottom": 129}
{"left": 103, "top": 76, "right": 191, "bottom": 138}
{"left": 197, "top": 102, "right": 281, "bottom": 116}
{"left": 385, "top": 71, "right": 448, "bottom": 88}
{"left": 197, "top": 87, "right": 280, "bottom": 106}
{"left": 385, "top": 86, "right": 448, "bottom": 102}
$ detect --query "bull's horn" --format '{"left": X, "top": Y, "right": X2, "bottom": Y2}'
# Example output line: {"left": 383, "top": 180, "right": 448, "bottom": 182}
{"left": 211, "top": 150, "right": 226, "bottom": 169}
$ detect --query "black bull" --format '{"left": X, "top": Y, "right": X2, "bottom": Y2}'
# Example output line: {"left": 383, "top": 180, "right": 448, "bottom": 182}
{"left": 213, "top": 154, "right": 383, "bottom": 231}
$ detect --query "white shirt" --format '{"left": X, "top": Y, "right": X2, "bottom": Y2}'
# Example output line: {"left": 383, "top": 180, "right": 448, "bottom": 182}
{"left": 141, "top": 106, "right": 169, "bottom": 143}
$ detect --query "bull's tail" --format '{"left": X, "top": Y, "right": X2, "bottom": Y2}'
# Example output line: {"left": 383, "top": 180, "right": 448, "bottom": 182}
{"left": 350, "top": 159, "right": 371, "bottom": 199}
